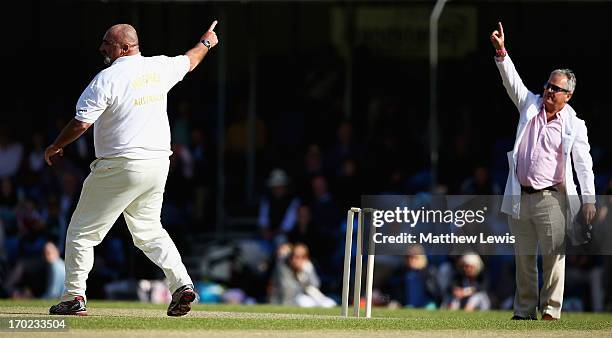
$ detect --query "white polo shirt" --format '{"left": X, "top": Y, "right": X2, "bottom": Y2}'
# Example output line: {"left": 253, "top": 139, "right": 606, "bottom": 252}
{"left": 75, "top": 53, "right": 190, "bottom": 159}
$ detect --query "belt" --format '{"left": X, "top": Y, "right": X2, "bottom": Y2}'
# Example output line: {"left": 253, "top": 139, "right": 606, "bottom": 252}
{"left": 521, "top": 185, "right": 558, "bottom": 194}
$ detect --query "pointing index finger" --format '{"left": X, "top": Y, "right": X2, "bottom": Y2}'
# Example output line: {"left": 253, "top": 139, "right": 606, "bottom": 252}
{"left": 498, "top": 22, "right": 504, "bottom": 36}
{"left": 208, "top": 20, "right": 218, "bottom": 32}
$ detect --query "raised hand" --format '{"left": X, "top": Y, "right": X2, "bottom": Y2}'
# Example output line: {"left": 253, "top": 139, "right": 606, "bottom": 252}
{"left": 202, "top": 20, "right": 219, "bottom": 49}
{"left": 490, "top": 21, "right": 505, "bottom": 50}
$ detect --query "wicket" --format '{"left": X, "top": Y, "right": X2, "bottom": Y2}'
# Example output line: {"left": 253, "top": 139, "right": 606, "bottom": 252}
{"left": 341, "top": 207, "right": 376, "bottom": 318}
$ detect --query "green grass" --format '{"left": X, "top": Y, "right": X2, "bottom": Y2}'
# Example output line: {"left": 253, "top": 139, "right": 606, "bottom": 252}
{"left": 0, "top": 299, "right": 611, "bottom": 332}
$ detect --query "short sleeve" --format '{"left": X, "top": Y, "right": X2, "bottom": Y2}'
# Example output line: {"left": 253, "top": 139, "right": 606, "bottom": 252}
{"left": 75, "top": 76, "right": 110, "bottom": 124}
{"left": 165, "top": 55, "right": 190, "bottom": 90}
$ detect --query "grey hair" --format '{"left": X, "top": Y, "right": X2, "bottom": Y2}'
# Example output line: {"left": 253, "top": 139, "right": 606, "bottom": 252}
{"left": 550, "top": 69, "right": 576, "bottom": 93}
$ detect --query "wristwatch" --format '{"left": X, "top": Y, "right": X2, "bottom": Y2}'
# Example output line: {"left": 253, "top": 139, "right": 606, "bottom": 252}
{"left": 201, "top": 39, "right": 211, "bottom": 50}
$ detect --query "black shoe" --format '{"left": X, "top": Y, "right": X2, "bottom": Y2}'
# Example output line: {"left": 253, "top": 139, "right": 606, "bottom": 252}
{"left": 167, "top": 285, "right": 197, "bottom": 317}
{"left": 511, "top": 314, "right": 537, "bottom": 320}
{"left": 49, "top": 296, "right": 87, "bottom": 316}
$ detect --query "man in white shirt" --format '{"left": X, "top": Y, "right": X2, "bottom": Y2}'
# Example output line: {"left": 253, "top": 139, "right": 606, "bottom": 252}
{"left": 491, "top": 22, "right": 596, "bottom": 320}
{"left": 45, "top": 21, "right": 219, "bottom": 316}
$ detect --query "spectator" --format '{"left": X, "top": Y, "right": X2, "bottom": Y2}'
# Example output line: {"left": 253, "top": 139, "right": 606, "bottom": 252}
{"left": 18, "top": 131, "right": 48, "bottom": 204}
{"left": 307, "top": 175, "right": 342, "bottom": 285}
{"left": 257, "top": 169, "right": 300, "bottom": 249}
{"left": 4, "top": 242, "right": 64, "bottom": 299}
{"left": 287, "top": 205, "right": 316, "bottom": 248}
{"left": 446, "top": 253, "right": 490, "bottom": 311}
{"left": 24, "top": 132, "right": 47, "bottom": 175}
{"left": 0, "top": 126, "right": 23, "bottom": 179}
{"left": 459, "top": 165, "right": 501, "bottom": 195}
{"left": 41, "top": 242, "right": 65, "bottom": 299}
{"left": 14, "top": 199, "right": 46, "bottom": 259}
{"left": 269, "top": 243, "right": 335, "bottom": 307}
{"left": 385, "top": 245, "right": 440, "bottom": 308}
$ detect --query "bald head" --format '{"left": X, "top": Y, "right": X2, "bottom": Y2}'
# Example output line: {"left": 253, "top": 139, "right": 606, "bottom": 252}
{"left": 106, "top": 24, "right": 139, "bottom": 47}
{"left": 100, "top": 24, "right": 139, "bottom": 65}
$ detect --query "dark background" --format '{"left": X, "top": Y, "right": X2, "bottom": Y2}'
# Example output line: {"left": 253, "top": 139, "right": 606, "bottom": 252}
{"left": 1, "top": 0, "right": 611, "bottom": 309}
{"left": 3, "top": 0, "right": 611, "bottom": 203}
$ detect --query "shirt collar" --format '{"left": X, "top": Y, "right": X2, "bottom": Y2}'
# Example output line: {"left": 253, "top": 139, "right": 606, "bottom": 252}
{"left": 540, "top": 102, "right": 566, "bottom": 121}
{"left": 558, "top": 106, "right": 567, "bottom": 120}
{"left": 555, "top": 105, "right": 567, "bottom": 121}
{"left": 111, "top": 53, "right": 142, "bottom": 66}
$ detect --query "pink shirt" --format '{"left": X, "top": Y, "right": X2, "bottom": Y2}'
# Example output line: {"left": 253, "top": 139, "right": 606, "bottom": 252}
{"left": 516, "top": 105, "right": 565, "bottom": 189}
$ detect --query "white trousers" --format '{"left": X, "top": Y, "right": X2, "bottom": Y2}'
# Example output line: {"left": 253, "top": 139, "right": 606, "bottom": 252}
{"left": 61, "top": 157, "right": 192, "bottom": 302}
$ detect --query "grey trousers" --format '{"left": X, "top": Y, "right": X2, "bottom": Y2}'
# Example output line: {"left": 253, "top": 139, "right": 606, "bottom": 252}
{"left": 509, "top": 188, "right": 566, "bottom": 319}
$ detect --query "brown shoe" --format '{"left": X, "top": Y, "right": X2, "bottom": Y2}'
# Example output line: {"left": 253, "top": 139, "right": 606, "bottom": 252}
{"left": 541, "top": 314, "right": 558, "bottom": 321}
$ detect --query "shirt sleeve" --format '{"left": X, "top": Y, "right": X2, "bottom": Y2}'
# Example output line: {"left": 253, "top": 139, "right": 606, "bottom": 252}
{"left": 75, "top": 76, "right": 111, "bottom": 124}
{"left": 164, "top": 55, "right": 190, "bottom": 90}
{"left": 572, "top": 119, "right": 596, "bottom": 204}
{"left": 494, "top": 54, "right": 533, "bottom": 113}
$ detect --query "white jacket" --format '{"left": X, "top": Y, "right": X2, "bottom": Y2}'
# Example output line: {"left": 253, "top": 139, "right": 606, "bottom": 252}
{"left": 496, "top": 55, "right": 596, "bottom": 244}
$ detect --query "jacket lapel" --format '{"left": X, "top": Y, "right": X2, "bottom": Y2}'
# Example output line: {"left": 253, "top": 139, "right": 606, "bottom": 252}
{"left": 562, "top": 105, "right": 576, "bottom": 156}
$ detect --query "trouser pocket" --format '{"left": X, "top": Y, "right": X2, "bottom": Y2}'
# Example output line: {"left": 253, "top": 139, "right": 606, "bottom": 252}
{"left": 89, "top": 158, "right": 102, "bottom": 171}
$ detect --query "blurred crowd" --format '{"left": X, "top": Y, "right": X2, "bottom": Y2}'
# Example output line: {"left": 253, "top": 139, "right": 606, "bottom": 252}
{"left": 1, "top": 89, "right": 612, "bottom": 313}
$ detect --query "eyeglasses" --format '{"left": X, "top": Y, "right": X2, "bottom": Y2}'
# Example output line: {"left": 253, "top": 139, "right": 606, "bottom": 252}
{"left": 543, "top": 82, "right": 570, "bottom": 93}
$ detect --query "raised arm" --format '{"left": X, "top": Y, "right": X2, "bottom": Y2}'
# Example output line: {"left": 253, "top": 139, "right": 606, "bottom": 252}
{"left": 491, "top": 22, "right": 531, "bottom": 112}
{"left": 185, "top": 20, "right": 219, "bottom": 72}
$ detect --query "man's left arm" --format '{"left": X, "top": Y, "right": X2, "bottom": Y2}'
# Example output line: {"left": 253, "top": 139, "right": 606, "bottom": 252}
{"left": 572, "top": 119, "right": 596, "bottom": 223}
{"left": 44, "top": 119, "right": 92, "bottom": 166}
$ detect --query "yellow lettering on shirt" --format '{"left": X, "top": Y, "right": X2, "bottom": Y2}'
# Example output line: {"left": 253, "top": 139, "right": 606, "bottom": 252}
{"left": 131, "top": 73, "right": 161, "bottom": 89}
{"left": 133, "top": 93, "right": 166, "bottom": 106}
